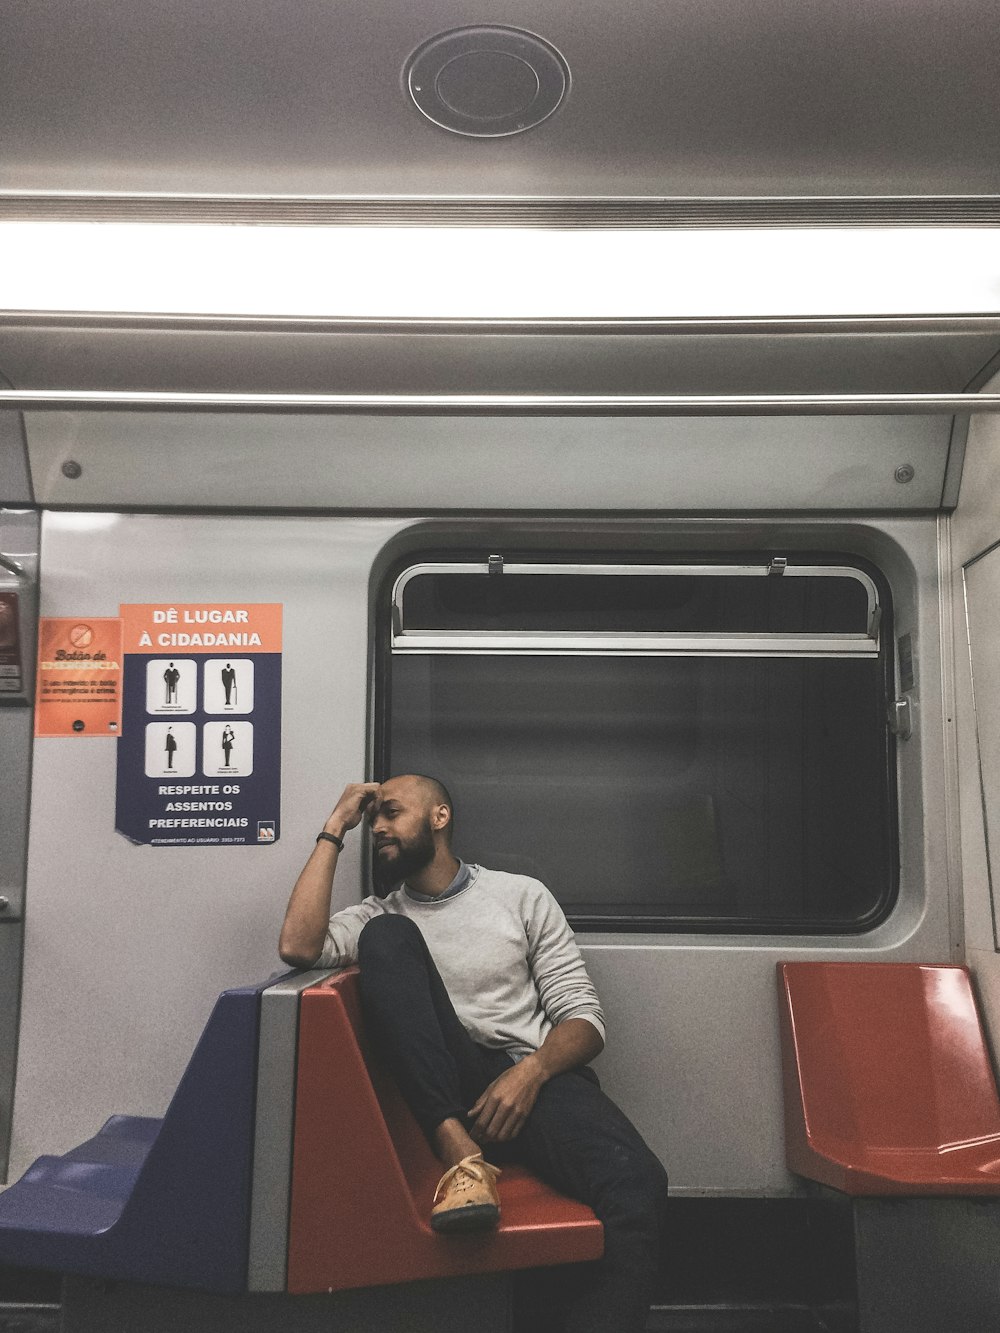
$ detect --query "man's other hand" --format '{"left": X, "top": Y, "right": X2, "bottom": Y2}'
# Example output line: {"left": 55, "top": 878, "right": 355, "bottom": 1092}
{"left": 325, "top": 783, "right": 381, "bottom": 839}
{"left": 469, "top": 1057, "right": 547, "bottom": 1143}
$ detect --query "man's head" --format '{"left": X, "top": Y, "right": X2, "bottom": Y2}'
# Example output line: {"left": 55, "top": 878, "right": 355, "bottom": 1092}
{"left": 369, "top": 774, "right": 455, "bottom": 888}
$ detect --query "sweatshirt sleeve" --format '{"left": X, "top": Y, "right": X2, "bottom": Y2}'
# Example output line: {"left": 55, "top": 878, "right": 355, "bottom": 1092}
{"left": 316, "top": 896, "right": 386, "bottom": 968}
{"left": 524, "top": 881, "right": 606, "bottom": 1043}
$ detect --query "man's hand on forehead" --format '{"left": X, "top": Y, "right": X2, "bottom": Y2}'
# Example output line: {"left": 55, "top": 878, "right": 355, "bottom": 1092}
{"left": 326, "top": 782, "right": 382, "bottom": 835}
{"left": 366, "top": 778, "right": 414, "bottom": 820}
{"left": 363, "top": 786, "right": 385, "bottom": 822}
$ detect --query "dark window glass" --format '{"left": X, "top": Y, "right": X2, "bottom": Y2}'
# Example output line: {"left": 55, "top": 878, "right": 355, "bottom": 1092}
{"left": 387, "top": 653, "right": 893, "bottom": 932}
{"left": 401, "top": 570, "right": 870, "bottom": 636}
{"left": 382, "top": 558, "right": 895, "bottom": 934}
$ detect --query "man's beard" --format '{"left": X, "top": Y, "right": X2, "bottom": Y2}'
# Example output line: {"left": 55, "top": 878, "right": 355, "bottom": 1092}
{"left": 373, "top": 821, "right": 436, "bottom": 890}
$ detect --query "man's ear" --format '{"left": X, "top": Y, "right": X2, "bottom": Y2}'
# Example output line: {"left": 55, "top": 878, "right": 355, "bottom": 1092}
{"left": 432, "top": 803, "right": 451, "bottom": 834}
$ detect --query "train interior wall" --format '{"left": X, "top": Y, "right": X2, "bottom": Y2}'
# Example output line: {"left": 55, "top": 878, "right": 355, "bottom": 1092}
{"left": 951, "top": 369, "right": 1000, "bottom": 1043}
{"left": 4, "top": 505, "right": 956, "bottom": 1195}
{"left": 3, "top": 0, "right": 1000, "bottom": 1316}
{"left": 0, "top": 396, "right": 993, "bottom": 1326}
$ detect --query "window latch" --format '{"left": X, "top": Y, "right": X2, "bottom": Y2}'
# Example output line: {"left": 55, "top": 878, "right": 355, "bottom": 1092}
{"left": 767, "top": 557, "right": 787, "bottom": 577}
{"left": 887, "top": 698, "right": 912, "bottom": 740}
{"left": 488, "top": 554, "right": 504, "bottom": 576}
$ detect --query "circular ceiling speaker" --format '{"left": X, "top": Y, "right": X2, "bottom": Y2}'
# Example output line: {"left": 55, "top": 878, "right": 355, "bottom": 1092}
{"left": 404, "top": 26, "right": 569, "bottom": 138}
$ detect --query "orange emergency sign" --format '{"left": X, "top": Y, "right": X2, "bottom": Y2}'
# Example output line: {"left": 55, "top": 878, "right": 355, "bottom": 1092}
{"left": 35, "top": 618, "right": 124, "bottom": 737}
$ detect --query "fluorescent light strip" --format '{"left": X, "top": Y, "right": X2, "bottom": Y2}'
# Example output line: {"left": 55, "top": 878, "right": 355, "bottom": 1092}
{"left": 1, "top": 224, "right": 999, "bottom": 318}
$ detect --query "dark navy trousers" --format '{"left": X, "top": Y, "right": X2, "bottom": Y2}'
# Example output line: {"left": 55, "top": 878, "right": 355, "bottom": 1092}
{"left": 357, "top": 913, "right": 669, "bottom": 1333}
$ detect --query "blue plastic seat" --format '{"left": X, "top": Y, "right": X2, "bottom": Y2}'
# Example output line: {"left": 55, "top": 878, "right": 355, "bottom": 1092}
{"left": 0, "top": 979, "right": 269, "bottom": 1292}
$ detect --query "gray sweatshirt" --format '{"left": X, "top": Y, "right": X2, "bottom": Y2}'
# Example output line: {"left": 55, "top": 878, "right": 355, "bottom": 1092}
{"left": 317, "top": 863, "right": 606, "bottom": 1059}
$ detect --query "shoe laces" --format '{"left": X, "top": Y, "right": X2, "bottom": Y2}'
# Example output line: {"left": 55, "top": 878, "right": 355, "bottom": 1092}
{"left": 433, "top": 1152, "right": 501, "bottom": 1204}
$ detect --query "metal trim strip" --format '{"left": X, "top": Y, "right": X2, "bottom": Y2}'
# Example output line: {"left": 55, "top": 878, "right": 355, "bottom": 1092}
{"left": 392, "top": 633, "right": 878, "bottom": 657}
{"left": 941, "top": 416, "right": 971, "bottom": 510}
{"left": 4, "top": 312, "right": 1000, "bottom": 335}
{"left": 2, "top": 193, "right": 1000, "bottom": 227}
{"left": 247, "top": 968, "right": 338, "bottom": 1293}
{"left": 2, "top": 389, "right": 998, "bottom": 414}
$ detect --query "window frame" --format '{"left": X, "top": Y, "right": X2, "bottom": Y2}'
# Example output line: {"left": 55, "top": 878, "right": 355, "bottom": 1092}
{"left": 391, "top": 558, "right": 881, "bottom": 658}
{"left": 374, "top": 549, "right": 899, "bottom": 935}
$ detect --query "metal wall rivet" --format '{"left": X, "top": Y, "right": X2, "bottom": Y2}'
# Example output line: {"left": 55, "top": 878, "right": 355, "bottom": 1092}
{"left": 62, "top": 460, "right": 83, "bottom": 479}
{"left": 894, "top": 464, "right": 915, "bottom": 484}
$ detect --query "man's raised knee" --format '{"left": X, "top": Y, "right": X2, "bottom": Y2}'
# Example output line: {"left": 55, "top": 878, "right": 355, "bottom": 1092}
{"left": 358, "top": 912, "right": 421, "bottom": 962}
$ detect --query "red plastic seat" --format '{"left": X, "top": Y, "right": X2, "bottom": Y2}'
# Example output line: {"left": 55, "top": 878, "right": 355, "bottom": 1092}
{"left": 287, "top": 968, "right": 603, "bottom": 1294}
{"left": 778, "top": 961, "right": 1000, "bottom": 1195}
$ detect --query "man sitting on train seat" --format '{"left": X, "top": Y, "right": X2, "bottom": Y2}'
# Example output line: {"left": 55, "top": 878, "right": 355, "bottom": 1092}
{"left": 279, "top": 774, "right": 669, "bottom": 1333}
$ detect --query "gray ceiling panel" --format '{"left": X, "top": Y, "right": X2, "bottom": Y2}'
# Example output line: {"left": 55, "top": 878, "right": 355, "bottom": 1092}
{"left": 2, "top": 0, "right": 999, "bottom": 198}
{"left": 0, "top": 321, "right": 998, "bottom": 397}
{"left": 21, "top": 409, "right": 953, "bottom": 511}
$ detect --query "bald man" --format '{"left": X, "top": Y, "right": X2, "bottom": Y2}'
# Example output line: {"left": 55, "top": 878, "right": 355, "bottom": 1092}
{"left": 279, "top": 775, "right": 668, "bottom": 1333}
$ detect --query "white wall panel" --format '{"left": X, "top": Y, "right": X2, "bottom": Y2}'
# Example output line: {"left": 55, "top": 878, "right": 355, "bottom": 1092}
{"left": 950, "top": 370, "right": 1000, "bottom": 1066}
{"left": 12, "top": 511, "right": 953, "bottom": 1194}
{"left": 10, "top": 512, "right": 408, "bottom": 1180}
{"left": 961, "top": 549, "right": 1000, "bottom": 950}
{"left": 952, "top": 376, "right": 1000, "bottom": 568}
{"left": 24, "top": 411, "right": 951, "bottom": 512}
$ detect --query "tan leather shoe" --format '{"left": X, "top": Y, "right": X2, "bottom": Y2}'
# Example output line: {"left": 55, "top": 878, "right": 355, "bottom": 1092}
{"left": 430, "top": 1153, "right": 502, "bottom": 1233}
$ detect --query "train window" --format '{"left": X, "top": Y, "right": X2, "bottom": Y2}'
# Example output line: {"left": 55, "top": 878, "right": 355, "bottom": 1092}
{"left": 380, "top": 557, "right": 896, "bottom": 934}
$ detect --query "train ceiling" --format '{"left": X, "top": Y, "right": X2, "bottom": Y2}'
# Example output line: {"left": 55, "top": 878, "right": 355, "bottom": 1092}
{"left": 1, "top": 3, "right": 998, "bottom": 405}
{"left": 1, "top": 0, "right": 998, "bottom": 210}
{"left": 0, "top": 228, "right": 998, "bottom": 398}
{"left": 0, "top": 315, "right": 997, "bottom": 399}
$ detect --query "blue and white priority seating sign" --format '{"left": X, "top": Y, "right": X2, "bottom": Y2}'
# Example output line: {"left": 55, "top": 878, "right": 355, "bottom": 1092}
{"left": 115, "top": 603, "right": 282, "bottom": 847}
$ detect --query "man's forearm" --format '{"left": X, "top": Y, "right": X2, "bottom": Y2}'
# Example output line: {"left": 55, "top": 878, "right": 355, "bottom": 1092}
{"left": 469, "top": 1017, "right": 605, "bottom": 1142}
{"left": 278, "top": 835, "right": 341, "bottom": 967}
{"left": 279, "top": 783, "right": 381, "bottom": 968}
{"left": 523, "top": 1016, "right": 605, "bottom": 1082}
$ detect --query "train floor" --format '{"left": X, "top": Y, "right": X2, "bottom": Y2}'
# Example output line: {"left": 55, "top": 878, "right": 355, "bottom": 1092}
{"left": 0, "top": 1198, "right": 858, "bottom": 1332}
{"left": 0, "top": 1303, "right": 856, "bottom": 1333}
{"left": 646, "top": 1305, "right": 856, "bottom": 1331}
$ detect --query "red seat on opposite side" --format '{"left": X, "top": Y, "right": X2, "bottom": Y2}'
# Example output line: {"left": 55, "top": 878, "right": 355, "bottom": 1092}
{"left": 778, "top": 961, "right": 1000, "bottom": 1195}
{"left": 287, "top": 968, "right": 603, "bottom": 1294}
